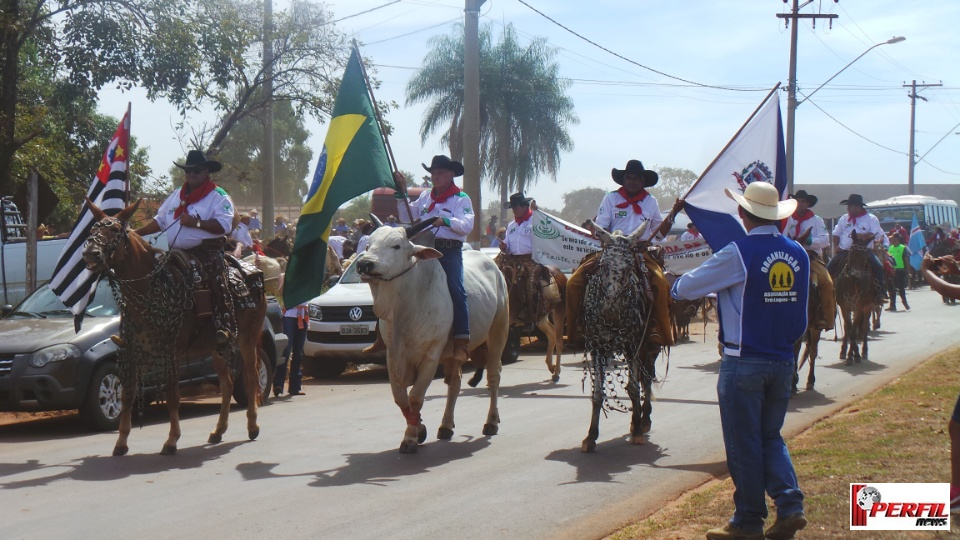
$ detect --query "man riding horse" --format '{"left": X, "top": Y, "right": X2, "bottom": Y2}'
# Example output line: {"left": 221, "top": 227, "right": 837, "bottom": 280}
{"left": 133, "top": 150, "right": 237, "bottom": 346}
{"left": 827, "top": 193, "right": 888, "bottom": 305}
{"left": 566, "top": 159, "right": 680, "bottom": 350}
{"left": 784, "top": 190, "right": 835, "bottom": 330}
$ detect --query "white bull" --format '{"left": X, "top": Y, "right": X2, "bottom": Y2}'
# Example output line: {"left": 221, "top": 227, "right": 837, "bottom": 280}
{"left": 355, "top": 226, "right": 510, "bottom": 453}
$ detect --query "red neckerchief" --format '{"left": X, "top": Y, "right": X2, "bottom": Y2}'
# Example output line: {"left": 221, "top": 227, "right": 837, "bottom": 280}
{"left": 614, "top": 187, "right": 648, "bottom": 215}
{"left": 791, "top": 209, "right": 814, "bottom": 237}
{"left": 514, "top": 208, "right": 533, "bottom": 225}
{"left": 174, "top": 179, "right": 217, "bottom": 218}
{"left": 848, "top": 208, "right": 867, "bottom": 225}
{"left": 428, "top": 183, "right": 461, "bottom": 212}
{"left": 690, "top": 231, "right": 700, "bottom": 238}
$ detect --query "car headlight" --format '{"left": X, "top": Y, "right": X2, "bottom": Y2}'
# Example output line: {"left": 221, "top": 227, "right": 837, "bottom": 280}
{"left": 29, "top": 344, "right": 82, "bottom": 368}
{"left": 309, "top": 304, "right": 322, "bottom": 321}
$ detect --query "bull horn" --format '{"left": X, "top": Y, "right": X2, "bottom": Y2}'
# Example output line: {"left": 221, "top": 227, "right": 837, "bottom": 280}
{"left": 368, "top": 213, "right": 383, "bottom": 228}
{"left": 404, "top": 219, "right": 435, "bottom": 240}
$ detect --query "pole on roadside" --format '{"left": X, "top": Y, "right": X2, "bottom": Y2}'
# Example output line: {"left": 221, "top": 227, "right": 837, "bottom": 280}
{"left": 904, "top": 80, "right": 942, "bottom": 195}
{"left": 26, "top": 171, "right": 38, "bottom": 295}
{"left": 462, "top": 0, "right": 485, "bottom": 246}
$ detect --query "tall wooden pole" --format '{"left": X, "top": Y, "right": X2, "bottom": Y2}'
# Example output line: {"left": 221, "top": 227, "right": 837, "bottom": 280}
{"left": 262, "top": 0, "right": 276, "bottom": 240}
{"left": 462, "top": 0, "right": 485, "bottom": 246}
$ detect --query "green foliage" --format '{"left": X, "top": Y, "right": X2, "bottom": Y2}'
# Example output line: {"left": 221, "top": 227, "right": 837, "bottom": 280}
{"left": 337, "top": 193, "right": 372, "bottom": 225}
{"left": 214, "top": 100, "right": 312, "bottom": 206}
{"left": 405, "top": 23, "right": 577, "bottom": 203}
{"left": 559, "top": 187, "right": 607, "bottom": 226}
{"left": 649, "top": 166, "right": 697, "bottom": 204}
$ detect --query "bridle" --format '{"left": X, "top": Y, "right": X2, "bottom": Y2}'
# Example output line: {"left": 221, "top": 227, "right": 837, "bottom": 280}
{"left": 86, "top": 217, "right": 129, "bottom": 269}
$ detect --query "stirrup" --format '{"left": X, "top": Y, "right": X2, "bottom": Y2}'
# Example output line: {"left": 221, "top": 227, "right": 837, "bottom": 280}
{"left": 216, "top": 329, "right": 231, "bottom": 345}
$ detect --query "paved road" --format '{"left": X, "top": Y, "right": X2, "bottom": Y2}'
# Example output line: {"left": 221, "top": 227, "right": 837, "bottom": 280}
{"left": 1, "top": 287, "right": 958, "bottom": 540}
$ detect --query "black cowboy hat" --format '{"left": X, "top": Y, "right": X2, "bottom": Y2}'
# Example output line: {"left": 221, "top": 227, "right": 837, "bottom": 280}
{"left": 503, "top": 191, "right": 533, "bottom": 209}
{"left": 174, "top": 149, "right": 222, "bottom": 173}
{"left": 422, "top": 155, "right": 464, "bottom": 177}
{"left": 840, "top": 193, "right": 868, "bottom": 207}
{"left": 789, "top": 189, "right": 818, "bottom": 208}
{"left": 611, "top": 160, "right": 658, "bottom": 187}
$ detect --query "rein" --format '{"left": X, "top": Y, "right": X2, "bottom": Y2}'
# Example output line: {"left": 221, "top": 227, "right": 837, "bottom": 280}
{"left": 377, "top": 257, "right": 420, "bottom": 282}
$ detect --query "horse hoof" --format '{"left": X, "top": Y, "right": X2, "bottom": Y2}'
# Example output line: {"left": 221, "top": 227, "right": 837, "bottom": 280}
{"left": 437, "top": 426, "right": 454, "bottom": 440}
{"left": 845, "top": 357, "right": 853, "bottom": 366}
{"left": 112, "top": 445, "right": 128, "bottom": 457}
{"left": 208, "top": 433, "right": 222, "bottom": 444}
{"left": 806, "top": 382, "right": 815, "bottom": 391}
{"left": 640, "top": 420, "right": 652, "bottom": 435}
{"left": 399, "top": 440, "right": 419, "bottom": 454}
{"left": 417, "top": 424, "right": 428, "bottom": 444}
{"left": 482, "top": 423, "right": 498, "bottom": 436}
{"left": 630, "top": 434, "right": 646, "bottom": 445}
{"left": 551, "top": 373, "right": 560, "bottom": 383}
{"left": 160, "top": 444, "right": 177, "bottom": 456}
{"left": 581, "top": 439, "right": 597, "bottom": 453}
{"left": 249, "top": 427, "right": 260, "bottom": 440}
{"left": 854, "top": 356, "right": 862, "bottom": 364}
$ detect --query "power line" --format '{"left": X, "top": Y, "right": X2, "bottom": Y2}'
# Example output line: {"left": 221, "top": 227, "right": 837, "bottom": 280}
{"left": 327, "top": 0, "right": 403, "bottom": 26}
{"left": 514, "top": 0, "right": 764, "bottom": 92}
{"left": 799, "top": 92, "right": 908, "bottom": 156}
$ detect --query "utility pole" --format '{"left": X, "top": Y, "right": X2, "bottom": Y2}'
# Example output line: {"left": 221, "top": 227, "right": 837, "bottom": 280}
{"left": 463, "top": 0, "right": 486, "bottom": 246}
{"left": 904, "top": 80, "right": 941, "bottom": 195}
{"left": 262, "top": 0, "right": 276, "bottom": 241}
{"left": 777, "top": 1, "right": 837, "bottom": 193}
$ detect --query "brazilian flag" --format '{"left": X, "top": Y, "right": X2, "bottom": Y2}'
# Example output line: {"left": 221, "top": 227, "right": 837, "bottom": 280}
{"left": 283, "top": 48, "right": 394, "bottom": 307}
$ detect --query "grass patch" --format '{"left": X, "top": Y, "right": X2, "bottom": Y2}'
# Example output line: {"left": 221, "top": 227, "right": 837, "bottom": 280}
{"left": 609, "top": 346, "right": 960, "bottom": 540}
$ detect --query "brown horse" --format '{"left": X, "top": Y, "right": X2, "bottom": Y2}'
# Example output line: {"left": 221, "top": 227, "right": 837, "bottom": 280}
{"left": 793, "top": 274, "right": 824, "bottom": 392}
{"left": 82, "top": 199, "right": 267, "bottom": 456}
{"left": 835, "top": 237, "right": 879, "bottom": 365}
{"left": 495, "top": 255, "right": 567, "bottom": 382}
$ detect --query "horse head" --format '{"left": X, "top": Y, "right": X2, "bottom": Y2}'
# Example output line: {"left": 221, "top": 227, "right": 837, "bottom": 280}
{"left": 585, "top": 220, "right": 651, "bottom": 325}
{"left": 82, "top": 198, "right": 144, "bottom": 274}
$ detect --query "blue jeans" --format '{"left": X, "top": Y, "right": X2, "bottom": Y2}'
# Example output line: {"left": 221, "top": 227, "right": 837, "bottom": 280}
{"left": 437, "top": 246, "right": 469, "bottom": 339}
{"left": 274, "top": 316, "right": 307, "bottom": 393}
{"left": 717, "top": 354, "right": 804, "bottom": 532}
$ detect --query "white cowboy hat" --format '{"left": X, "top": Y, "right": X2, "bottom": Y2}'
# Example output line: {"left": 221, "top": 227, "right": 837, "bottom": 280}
{"left": 724, "top": 182, "right": 796, "bottom": 221}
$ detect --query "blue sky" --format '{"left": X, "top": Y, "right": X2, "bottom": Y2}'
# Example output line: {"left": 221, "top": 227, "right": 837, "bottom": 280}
{"left": 100, "top": 0, "right": 960, "bottom": 211}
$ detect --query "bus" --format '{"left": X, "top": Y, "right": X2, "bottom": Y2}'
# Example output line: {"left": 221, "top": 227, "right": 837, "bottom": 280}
{"left": 864, "top": 195, "right": 958, "bottom": 232}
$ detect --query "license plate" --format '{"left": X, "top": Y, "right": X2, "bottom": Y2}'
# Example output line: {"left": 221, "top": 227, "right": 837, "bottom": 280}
{"left": 340, "top": 324, "right": 369, "bottom": 336}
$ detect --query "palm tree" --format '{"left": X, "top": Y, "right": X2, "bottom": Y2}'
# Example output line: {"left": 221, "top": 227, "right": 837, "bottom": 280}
{"left": 405, "top": 23, "right": 577, "bottom": 220}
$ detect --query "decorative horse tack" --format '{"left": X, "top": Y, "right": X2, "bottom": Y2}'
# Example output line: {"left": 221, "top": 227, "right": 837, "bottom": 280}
{"left": 83, "top": 199, "right": 268, "bottom": 456}
{"left": 579, "top": 221, "right": 661, "bottom": 453}
{"left": 835, "top": 236, "right": 880, "bottom": 365}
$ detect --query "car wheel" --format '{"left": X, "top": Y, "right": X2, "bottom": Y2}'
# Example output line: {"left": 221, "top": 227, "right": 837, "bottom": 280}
{"left": 233, "top": 347, "right": 271, "bottom": 407}
{"left": 501, "top": 327, "right": 521, "bottom": 365}
{"left": 304, "top": 357, "right": 348, "bottom": 379}
{"left": 80, "top": 361, "right": 123, "bottom": 431}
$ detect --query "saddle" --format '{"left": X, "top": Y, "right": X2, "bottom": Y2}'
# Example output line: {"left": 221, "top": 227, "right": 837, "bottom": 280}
{"left": 165, "top": 249, "right": 264, "bottom": 318}
{"left": 495, "top": 253, "right": 560, "bottom": 326}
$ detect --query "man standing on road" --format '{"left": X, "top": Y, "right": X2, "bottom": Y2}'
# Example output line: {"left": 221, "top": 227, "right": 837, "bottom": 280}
{"left": 671, "top": 182, "right": 809, "bottom": 540}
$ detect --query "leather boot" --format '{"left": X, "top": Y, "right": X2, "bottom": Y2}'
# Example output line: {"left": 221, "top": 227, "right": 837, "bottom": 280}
{"left": 453, "top": 337, "right": 470, "bottom": 363}
{"left": 110, "top": 335, "right": 125, "bottom": 347}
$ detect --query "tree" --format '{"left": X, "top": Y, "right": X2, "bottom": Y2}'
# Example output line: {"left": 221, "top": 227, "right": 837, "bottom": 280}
{"left": 405, "top": 23, "right": 577, "bottom": 223}
{"left": 337, "top": 193, "right": 371, "bottom": 225}
{"left": 558, "top": 187, "right": 606, "bottom": 226}
{"left": 0, "top": 0, "right": 199, "bottom": 196}
{"left": 649, "top": 166, "right": 698, "bottom": 205}
{"left": 214, "top": 99, "right": 312, "bottom": 206}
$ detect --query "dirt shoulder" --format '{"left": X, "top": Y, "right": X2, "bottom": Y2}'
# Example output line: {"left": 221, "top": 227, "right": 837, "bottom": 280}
{"left": 608, "top": 346, "right": 960, "bottom": 540}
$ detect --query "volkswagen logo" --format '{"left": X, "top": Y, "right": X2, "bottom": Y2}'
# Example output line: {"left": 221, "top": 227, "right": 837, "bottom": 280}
{"left": 348, "top": 307, "right": 363, "bottom": 321}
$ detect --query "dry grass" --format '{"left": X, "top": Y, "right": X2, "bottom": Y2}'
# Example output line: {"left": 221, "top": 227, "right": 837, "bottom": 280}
{"left": 609, "top": 346, "right": 960, "bottom": 540}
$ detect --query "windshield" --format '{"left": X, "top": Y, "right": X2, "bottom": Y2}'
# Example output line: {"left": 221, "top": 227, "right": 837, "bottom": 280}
{"left": 337, "top": 258, "right": 362, "bottom": 285}
{"left": 9, "top": 280, "right": 119, "bottom": 318}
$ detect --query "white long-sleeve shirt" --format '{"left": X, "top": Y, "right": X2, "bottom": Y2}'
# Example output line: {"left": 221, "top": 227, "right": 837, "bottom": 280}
{"left": 595, "top": 190, "right": 663, "bottom": 241}
{"left": 784, "top": 212, "right": 829, "bottom": 255}
{"left": 397, "top": 188, "right": 475, "bottom": 241}
{"left": 155, "top": 184, "right": 235, "bottom": 249}
{"left": 832, "top": 212, "right": 885, "bottom": 250}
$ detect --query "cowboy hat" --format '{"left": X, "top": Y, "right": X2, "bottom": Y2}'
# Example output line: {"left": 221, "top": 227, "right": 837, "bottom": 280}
{"left": 725, "top": 182, "right": 796, "bottom": 221}
{"left": 611, "top": 160, "right": 658, "bottom": 187}
{"left": 504, "top": 191, "right": 533, "bottom": 209}
{"left": 422, "top": 155, "right": 464, "bottom": 177}
{"left": 789, "top": 189, "right": 818, "bottom": 208}
{"left": 839, "top": 194, "right": 867, "bottom": 207}
{"left": 174, "top": 149, "right": 222, "bottom": 173}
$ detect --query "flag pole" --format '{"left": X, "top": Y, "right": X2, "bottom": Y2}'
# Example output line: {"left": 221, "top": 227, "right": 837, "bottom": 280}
{"left": 351, "top": 39, "right": 416, "bottom": 223}
{"left": 681, "top": 83, "right": 782, "bottom": 201}
{"left": 124, "top": 102, "right": 132, "bottom": 203}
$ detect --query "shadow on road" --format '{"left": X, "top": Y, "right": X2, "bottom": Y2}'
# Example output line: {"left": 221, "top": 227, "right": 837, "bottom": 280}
{"left": 235, "top": 435, "right": 493, "bottom": 487}
{"left": 0, "top": 439, "right": 249, "bottom": 489}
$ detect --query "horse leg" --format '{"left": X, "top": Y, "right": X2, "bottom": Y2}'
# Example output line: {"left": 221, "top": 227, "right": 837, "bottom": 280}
{"left": 240, "top": 326, "right": 261, "bottom": 440}
{"left": 791, "top": 337, "right": 802, "bottom": 394}
{"left": 208, "top": 350, "right": 233, "bottom": 444}
{"left": 113, "top": 381, "right": 135, "bottom": 456}
{"left": 161, "top": 369, "right": 181, "bottom": 455}
{"left": 639, "top": 347, "right": 657, "bottom": 435}
{"left": 806, "top": 329, "right": 819, "bottom": 390}
{"left": 859, "top": 312, "right": 869, "bottom": 361}
{"left": 627, "top": 365, "right": 645, "bottom": 445}
{"left": 478, "top": 342, "right": 501, "bottom": 436}
{"left": 537, "top": 315, "right": 559, "bottom": 382}
{"left": 840, "top": 309, "right": 851, "bottom": 363}
{"left": 581, "top": 353, "right": 603, "bottom": 453}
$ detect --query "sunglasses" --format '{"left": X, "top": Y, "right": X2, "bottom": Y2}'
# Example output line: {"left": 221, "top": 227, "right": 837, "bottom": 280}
{"left": 185, "top": 167, "right": 205, "bottom": 174}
